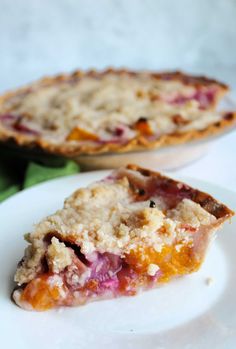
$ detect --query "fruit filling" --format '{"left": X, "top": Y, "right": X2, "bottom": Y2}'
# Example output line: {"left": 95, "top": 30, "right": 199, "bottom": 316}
{"left": 16, "top": 225, "right": 202, "bottom": 311}
{"left": 167, "top": 88, "right": 217, "bottom": 109}
{"left": 0, "top": 113, "right": 40, "bottom": 135}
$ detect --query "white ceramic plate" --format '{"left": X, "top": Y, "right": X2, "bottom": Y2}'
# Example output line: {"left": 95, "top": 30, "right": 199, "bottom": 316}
{"left": 0, "top": 171, "right": 235, "bottom": 349}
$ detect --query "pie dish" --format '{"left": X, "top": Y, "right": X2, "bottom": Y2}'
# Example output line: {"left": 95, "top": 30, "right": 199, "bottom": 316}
{"left": 0, "top": 69, "right": 235, "bottom": 157}
{"left": 12, "top": 164, "right": 234, "bottom": 311}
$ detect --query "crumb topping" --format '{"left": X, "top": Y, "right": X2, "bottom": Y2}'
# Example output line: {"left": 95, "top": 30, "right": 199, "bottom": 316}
{"left": 168, "top": 198, "right": 216, "bottom": 227}
{"left": 0, "top": 72, "right": 222, "bottom": 144}
{"left": 147, "top": 263, "right": 160, "bottom": 276}
{"left": 14, "top": 239, "right": 45, "bottom": 285}
{"left": 31, "top": 177, "right": 170, "bottom": 256}
{"left": 47, "top": 237, "right": 72, "bottom": 273}
{"left": 14, "top": 169, "right": 219, "bottom": 286}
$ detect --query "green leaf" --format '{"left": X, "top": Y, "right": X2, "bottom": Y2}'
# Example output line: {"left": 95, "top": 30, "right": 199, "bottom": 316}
{"left": 23, "top": 160, "right": 80, "bottom": 189}
{"left": 0, "top": 184, "right": 20, "bottom": 202}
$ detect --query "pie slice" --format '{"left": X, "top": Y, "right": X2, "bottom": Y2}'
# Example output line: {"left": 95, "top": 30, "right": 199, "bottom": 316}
{"left": 13, "top": 164, "right": 234, "bottom": 311}
{"left": 0, "top": 69, "right": 235, "bottom": 156}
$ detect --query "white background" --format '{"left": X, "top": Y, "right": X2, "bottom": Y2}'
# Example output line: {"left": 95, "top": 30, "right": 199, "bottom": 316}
{"left": 0, "top": 0, "right": 235, "bottom": 190}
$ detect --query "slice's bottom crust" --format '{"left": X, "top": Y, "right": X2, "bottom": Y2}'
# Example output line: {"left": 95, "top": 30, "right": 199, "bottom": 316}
{"left": 12, "top": 222, "right": 221, "bottom": 311}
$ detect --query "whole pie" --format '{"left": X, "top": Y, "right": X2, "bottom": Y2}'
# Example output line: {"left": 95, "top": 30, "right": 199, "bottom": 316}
{"left": 0, "top": 69, "right": 235, "bottom": 156}
{"left": 13, "top": 165, "right": 234, "bottom": 311}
